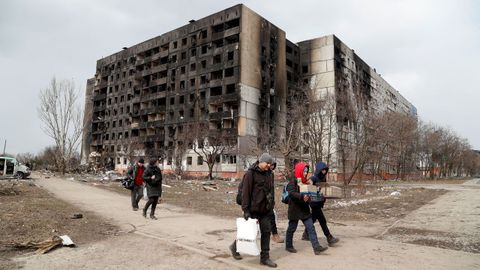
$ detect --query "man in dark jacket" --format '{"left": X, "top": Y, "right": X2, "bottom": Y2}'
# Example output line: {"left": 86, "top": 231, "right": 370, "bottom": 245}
{"left": 229, "top": 153, "right": 277, "bottom": 268}
{"left": 142, "top": 159, "right": 162, "bottom": 220}
{"left": 127, "top": 158, "right": 145, "bottom": 211}
{"left": 285, "top": 162, "right": 328, "bottom": 255}
{"left": 302, "top": 162, "right": 339, "bottom": 245}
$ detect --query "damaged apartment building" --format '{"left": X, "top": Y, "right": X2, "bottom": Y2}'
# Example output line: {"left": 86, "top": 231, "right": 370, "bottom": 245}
{"left": 82, "top": 4, "right": 415, "bottom": 178}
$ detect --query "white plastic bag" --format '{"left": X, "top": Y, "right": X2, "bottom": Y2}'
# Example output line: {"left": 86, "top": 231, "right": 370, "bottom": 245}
{"left": 143, "top": 186, "right": 148, "bottom": 200}
{"left": 236, "top": 218, "right": 260, "bottom": 256}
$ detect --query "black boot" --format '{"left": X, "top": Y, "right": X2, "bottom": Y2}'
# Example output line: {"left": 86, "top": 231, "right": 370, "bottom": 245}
{"left": 260, "top": 258, "right": 277, "bottom": 268}
{"left": 285, "top": 247, "right": 297, "bottom": 253}
{"left": 327, "top": 234, "right": 339, "bottom": 246}
{"left": 314, "top": 245, "right": 328, "bottom": 255}
{"left": 229, "top": 242, "right": 242, "bottom": 260}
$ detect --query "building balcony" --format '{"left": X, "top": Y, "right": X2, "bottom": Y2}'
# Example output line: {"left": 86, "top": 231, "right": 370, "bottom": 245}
{"left": 93, "top": 93, "right": 107, "bottom": 101}
{"left": 209, "top": 93, "right": 239, "bottom": 104}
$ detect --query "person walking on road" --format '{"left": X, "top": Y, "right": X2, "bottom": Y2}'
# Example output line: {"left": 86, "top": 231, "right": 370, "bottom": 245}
{"left": 142, "top": 158, "right": 162, "bottom": 220}
{"left": 127, "top": 158, "right": 145, "bottom": 211}
{"left": 268, "top": 162, "right": 284, "bottom": 244}
{"left": 301, "top": 162, "right": 339, "bottom": 246}
{"left": 229, "top": 153, "right": 277, "bottom": 268}
{"left": 285, "top": 162, "right": 328, "bottom": 255}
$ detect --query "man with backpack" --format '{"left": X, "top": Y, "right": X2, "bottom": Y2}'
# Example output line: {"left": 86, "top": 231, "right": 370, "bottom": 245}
{"left": 230, "top": 153, "right": 277, "bottom": 268}
{"left": 127, "top": 158, "right": 145, "bottom": 211}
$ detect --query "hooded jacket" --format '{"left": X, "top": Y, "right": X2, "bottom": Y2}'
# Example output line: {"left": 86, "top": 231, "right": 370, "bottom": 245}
{"left": 241, "top": 161, "right": 275, "bottom": 215}
{"left": 286, "top": 162, "right": 312, "bottom": 220}
{"left": 309, "top": 162, "right": 329, "bottom": 208}
{"left": 294, "top": 162, "right": 310, "bottom": 184}
{"left": 310, "top": 162, "right": 329, "bottom": 185}
{"left": 142, "top": 164, "right": 162, "bottom": 198}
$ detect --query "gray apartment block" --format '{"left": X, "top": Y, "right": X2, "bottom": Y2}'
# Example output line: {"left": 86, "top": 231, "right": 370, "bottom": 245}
{"left": 82, "top": 4, "right": 414, "bottom": 177}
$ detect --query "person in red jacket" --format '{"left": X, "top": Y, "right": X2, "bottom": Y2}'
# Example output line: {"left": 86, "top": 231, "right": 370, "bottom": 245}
{"left": 127, "top": 158, "right": 145, "bottom": 211}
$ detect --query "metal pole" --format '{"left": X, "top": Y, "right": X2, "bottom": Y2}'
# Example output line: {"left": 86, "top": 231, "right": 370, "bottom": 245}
{"left": 2, "top": 140, "right": 5, "bottom": 155}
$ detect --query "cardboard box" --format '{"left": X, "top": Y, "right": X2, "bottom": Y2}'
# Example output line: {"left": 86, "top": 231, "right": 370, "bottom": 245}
{"left": 322, "top": 186, "right": 343, "bottom": 198}
{"left": 298, "top": 184, "right": 318, "bottom": 193}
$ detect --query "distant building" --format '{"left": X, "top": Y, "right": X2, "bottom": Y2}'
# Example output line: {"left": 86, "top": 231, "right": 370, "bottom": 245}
{"left": 81, "top": 4, "right": 415, "bottom": 178}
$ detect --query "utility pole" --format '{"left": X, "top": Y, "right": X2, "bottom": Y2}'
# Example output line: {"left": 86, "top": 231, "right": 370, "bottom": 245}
{"left": 2, "top": 139, "right": 6, "bottom": 155}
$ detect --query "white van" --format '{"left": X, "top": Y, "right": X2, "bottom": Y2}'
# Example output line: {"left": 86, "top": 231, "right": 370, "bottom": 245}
{"left": 0, "top": 156, "right": 31, "bottom": 179}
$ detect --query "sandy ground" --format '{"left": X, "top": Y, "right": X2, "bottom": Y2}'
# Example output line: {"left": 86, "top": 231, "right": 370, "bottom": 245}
{"left": 10, "top": 175, "right": 480, "bottom": 270}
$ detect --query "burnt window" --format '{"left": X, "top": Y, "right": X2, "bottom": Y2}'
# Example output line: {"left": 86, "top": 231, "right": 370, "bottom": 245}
{"left": 182, "top": 38, "right": 187, "bottom": 46}
{"left": 213, "top": 54, "right": 222, "bottom": 64}
{"left": 226, "top": 84, "right": 235, "bottom": 94}
{"left": 210, "top": 86, "right": 222, "bottom": 96}
{"left": 201, "top": 45, "right": 208, "bottom": 54}
{"left": 190, "top": 78, "right": 195, "bottom": 87}
{"left": 170, "top": 97, "right": 175, "bottom": 105}
{"left": 227, "top": 51, "right": 234, "bottom": 61}
{"left": 179, "top": 95, "right": 185, "bottom": 104}
{"left": 302, "top": 65, "right": 309, "bottom": 74}
{"left": 225, "top": 67, "right": 234, "bottom": 77}
{"left": 190, "top": 63, "right": 196, "bottom": 71}
{"left": 191, "top": 48, "right": 196, "bottom": 57}
{"left": 200, "top": 29, "right": 207, "bottom": 39}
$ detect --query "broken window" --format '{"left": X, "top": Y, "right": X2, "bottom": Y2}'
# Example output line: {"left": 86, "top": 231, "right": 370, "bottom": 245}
{"left": 225, "top": 67, "right": 234, "bottom": 77}
{"left": 191, "top": 48, "right": 196, "bottom": 57}
{"left": 302, "top": 65, "right": 309, "bottom": 74}
{"left": 180, "top": 66, "right": 186, "bottom": 74}
{"left": 227, "top": 51, "right": 234, "bottom": 61}
{"left": 190, "top": 63, "right": 196, "bottom": 71}
{"left": 201, "top": 45, "right": 208, "bottom": 54}
{"left": 211, "top": 70, "right": 222, "bottom": 80}
{"left": 213, "top": 39, "right": 224, "bottom": 48}
{"left": 225, "top": 34, "right": 239, "bottom": 45}
{"left": 172, "top": 41, "right": 178, "bottom": 49}
{"left": 201, "top": 60, "right": 207, "bottom": 69}
{"left": 189, "top": 93, "right": 195, "bottom": 102}
{"left": 190, "top": 78, "right": 195, "bottom": 87}
{"left": 210, "top": 86, "right": 222, "bottom": 96}
{"left": 170, "top": 97, "right": 175, "bottom": 105}
{"left": 181, "top": 52, "right": 186, "bottom": 60}
{"left": 182, "top": 38, "right": 187, "bottom": 46}
{"left": 212, "top": 24, "right": 224, "bottom": 33}
{"left": 226, "top": 84, "right": 235, "bottom": 94}
{"left": 213, "top": 54, "right": 222, "bottom": 64}
{"left": 179, "top": 95, "right": 185, "bottom": 104}
{"left": 187, "top": 156, "right": 192, "bottom": 165}
{"left": 224, "top": 18, "right": 239, "bottom": 30}
{"left": 200, "top": 29, "right": 207, "bottom": 39}
{"left": 180, "top": 80, "right": 185, "bottom": 89}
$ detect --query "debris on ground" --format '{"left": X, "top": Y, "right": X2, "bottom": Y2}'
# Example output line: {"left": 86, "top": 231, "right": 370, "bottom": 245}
{"left": 71, "top": 213, "right": 83, "bottom": 219}
{"left": 390, "top": 191, "right": 401, "bottom": 196}
{"left": 7, "top": 235, "right": 75, "bottom": 254}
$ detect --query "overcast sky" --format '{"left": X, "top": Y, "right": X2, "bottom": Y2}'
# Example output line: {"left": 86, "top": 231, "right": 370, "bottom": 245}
{"left": 1, "top": 0, "right": 479, "bottom": 155}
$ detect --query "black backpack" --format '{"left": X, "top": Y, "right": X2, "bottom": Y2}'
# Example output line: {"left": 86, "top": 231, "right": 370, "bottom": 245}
{"left": 236, "top": 170, "right": 252, "bottom": 205}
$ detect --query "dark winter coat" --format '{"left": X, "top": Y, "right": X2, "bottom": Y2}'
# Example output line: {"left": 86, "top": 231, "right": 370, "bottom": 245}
{"left": 309, "top": 162, "right": 329, "bottom": 208}
{"left": 241, "top": 162, "right": 275, "bottom": 215}
{"left": 287, "top": 162, "right": 312, "bottom": 221}
{"left": 142, "top": 165, "right": 162, "bottom": 198}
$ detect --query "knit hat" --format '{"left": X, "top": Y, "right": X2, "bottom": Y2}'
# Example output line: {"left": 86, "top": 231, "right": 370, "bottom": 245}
{"left": 259, "top": 153, "right": 274, "bottom": 164}
{"left": 138, "top": 158, "right": 145, "bottom": 164}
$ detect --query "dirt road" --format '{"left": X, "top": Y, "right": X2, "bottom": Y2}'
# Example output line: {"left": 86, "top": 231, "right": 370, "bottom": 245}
{"left": 13, "top": 176, "right": 480, "bottom": 270}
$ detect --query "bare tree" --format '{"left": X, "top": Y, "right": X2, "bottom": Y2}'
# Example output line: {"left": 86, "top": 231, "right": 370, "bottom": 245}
{"left": 37, "top": 77, "right": 83, "bottom": 174}
{"left": 185, "top": 122, "right": 236, "bottom": 180}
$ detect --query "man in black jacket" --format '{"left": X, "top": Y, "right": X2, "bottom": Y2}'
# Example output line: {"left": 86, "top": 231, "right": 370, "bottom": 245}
{"left": 229, "top": 153, "right": 277, "bottom": 268}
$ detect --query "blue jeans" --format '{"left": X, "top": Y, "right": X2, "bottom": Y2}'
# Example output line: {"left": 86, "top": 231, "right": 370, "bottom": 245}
{"left": 286, "top": 218, "right": 320, "bottom": 249}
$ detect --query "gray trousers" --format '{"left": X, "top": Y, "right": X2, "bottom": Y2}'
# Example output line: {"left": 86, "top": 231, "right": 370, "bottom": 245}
{"left": 131, "top": 185, "right": 143, "bottom": 208}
